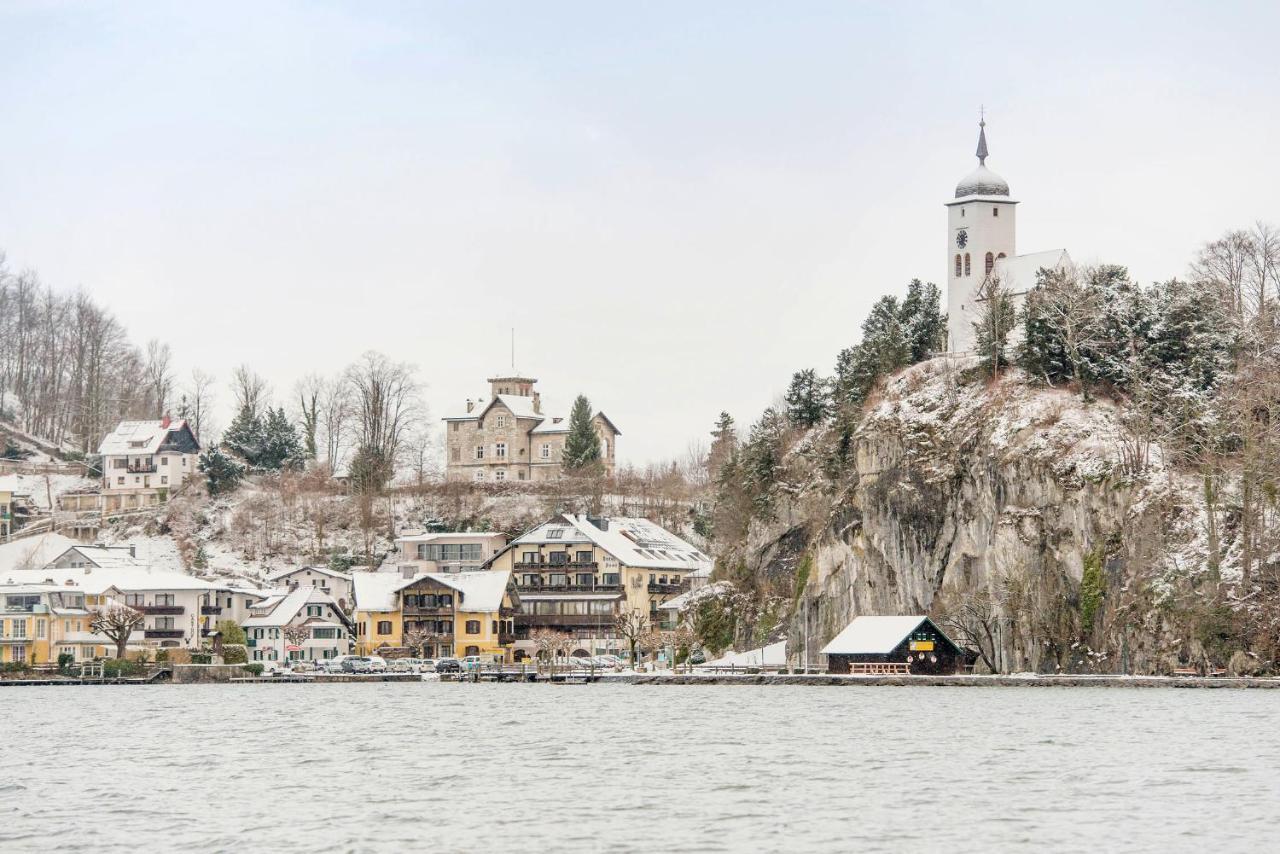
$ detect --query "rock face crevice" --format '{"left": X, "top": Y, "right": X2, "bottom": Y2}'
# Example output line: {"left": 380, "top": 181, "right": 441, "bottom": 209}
{"left": 729, "top": 360, "right": 1200, "bottom": 674}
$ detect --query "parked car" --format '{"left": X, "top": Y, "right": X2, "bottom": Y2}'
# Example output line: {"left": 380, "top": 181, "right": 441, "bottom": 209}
{"left": 323, "top": 655, "right": 356, "bottom": 673}
{"left": 567, "top": 656, "right": 594, "bottom": 670}
{"left": 367, "top": 656, "right": 388, "bottom": 673}
{"left": 291, "top": 660, "right": 317, "bottom": 673}
{"left": 459, "top": 655, "right": 485, "bottom": 671}
{"left": 419, "top": 659, "right": 437, "bottom": 673}
{"left": 435, "top": 657, "right": 461, "bottom": 673}
{"left": 343, "top": 656, "right": 372, "bottom": 673}
{"left": 389, "top": 657, "right": 423, "bottom": 674}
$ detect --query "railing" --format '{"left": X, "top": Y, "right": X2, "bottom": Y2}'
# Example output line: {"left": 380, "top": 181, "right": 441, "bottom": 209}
{"left": 125, "top": 464, "right": 157, "bottom": 474}
{"left": 513, "top": 561, "right": 598, "bottom": 570}
{"left": 517, "top": 614, "right": 618, "bottom": 629}
{"left": 137, "top": 605, "right": 184, "bottom": 615}
{"left": 200, "top": 605, "right": 222, "bottom": 616}
{"left": 144, "top": 629, "right": 185, "bottom": 639}
{"left": 647, "top": 583, "right": 687, "bottom": 595}
{"left": 515, "top": 583, "right": 623, "bottom": 594}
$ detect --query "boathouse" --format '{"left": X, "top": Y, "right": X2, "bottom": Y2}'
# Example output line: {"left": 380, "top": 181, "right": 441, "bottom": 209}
{"left": 821, "top": 615, "right": 962, "bottom": 675}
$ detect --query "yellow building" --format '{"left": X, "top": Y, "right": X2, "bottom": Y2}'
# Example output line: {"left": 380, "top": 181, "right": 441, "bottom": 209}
{"left": 486, "top": 514, "right": 712, "bottom": 660}
{"left": 351, "top": 570, "right": 518, "bottom": 660}
{"left": 0, "top": 490, "right": 12, "bottom": 540}
{"left": 0, "top": 583, "right": 113, "bottom": 665}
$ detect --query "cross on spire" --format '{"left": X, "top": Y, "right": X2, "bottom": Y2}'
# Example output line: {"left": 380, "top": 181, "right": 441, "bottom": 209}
{"left": 975, "top": 107, "right": 989, "bottom": 165}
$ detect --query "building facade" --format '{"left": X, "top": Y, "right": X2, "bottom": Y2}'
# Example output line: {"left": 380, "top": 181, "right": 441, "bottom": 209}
{"left": 946, "top": 119, "right": 1070, "bottom": 353}
{"left": 242, "top": 587, "right": 353, "bottom": 663}
{"left": 265, "top": 566, "right": 354, "bottom": 611}
{"left": 393, "top": 531, "right": 509, "bottom": 575}
{"left": 486, "top": 514, "right": 711, "bottom": 660}
{"left": 352, "top": 569, "right": 517, "bottom": 661}
{"left": 0, "top": 582, "right": 119, "bottom": 664}
{"left": 97, "top": 416, "right": 201, "bottom": 500}
{"left": 443, "top": 375, "right": 620, "bottom": 482}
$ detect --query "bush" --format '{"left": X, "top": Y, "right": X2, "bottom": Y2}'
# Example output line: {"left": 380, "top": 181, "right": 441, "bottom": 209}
{"left": 190, "top": 652, "right": 213, "bottom": 665}
{"left": 155, "top": 649, "right": 169, "bottom": 663}
{"left": 103, "top": 659, "right": 145, "bottom": 678}
{"left": 244, "top": 663, "right": 265, "bottom": 676}
{"left": 1, "top": 661, "right": 31, "bottom": 674}
{"left": 57, "top": 652, "right": 75, "bottom": 672}
{"left": 216, "top": 621, "right": 247, "bottom": 645}
{"left": 222, "top": 644, "right": 248, "bottom": 665}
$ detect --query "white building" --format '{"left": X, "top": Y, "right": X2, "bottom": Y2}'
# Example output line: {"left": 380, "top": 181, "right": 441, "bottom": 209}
{"left": 946, "top": 119, "right": 1071, "bottom": 353}
{"left": 97, "top": 416, "right": 201, "bottom": 497}
{"left": 31, "top": 545, "right": 220, "bottom": 649}
{"left": 393, "top": 531, "right": 509, "bottom": 576}
{"left": 241, "top": 586, "right": 353, "bottom": 663}
{"left": 264, "top": 566, "right": 354, "bottom": 610}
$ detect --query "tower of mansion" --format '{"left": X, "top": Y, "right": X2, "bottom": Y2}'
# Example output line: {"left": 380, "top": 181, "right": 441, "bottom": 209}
{"left": 946, "top": 119, "right": 1070, "bottom": 353}
{"left": 443, "top": 375, "right": 620, "bottom": 482}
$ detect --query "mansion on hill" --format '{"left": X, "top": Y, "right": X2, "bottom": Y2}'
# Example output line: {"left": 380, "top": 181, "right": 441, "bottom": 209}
{"left": 443, "top": 375, "right": 619, "bottom": 482}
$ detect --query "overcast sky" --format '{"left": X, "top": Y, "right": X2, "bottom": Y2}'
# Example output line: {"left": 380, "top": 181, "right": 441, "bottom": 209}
{"left": 1, "top": 2, "right": 1277, "bottom": 465}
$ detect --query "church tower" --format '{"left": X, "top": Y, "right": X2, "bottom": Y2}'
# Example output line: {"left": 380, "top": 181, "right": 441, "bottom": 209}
{"left": 946, "top": 119, "right": 1017, "bottom": 352}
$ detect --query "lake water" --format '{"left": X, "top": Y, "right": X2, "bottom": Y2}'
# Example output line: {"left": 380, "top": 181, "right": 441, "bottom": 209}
{"left": 1, "top": 683, "right": 1276, "bottom": 852}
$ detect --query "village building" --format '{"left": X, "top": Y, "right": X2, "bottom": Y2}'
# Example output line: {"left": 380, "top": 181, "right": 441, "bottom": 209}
{"left": 486, "top": 514, "right": 711, "bottom": 660}
{"left": 264, "top": 566, "right": 354, "bottom": 610}
{"left": 95, "top": 416, "right": 201, "bottom": 509}
{"left": 820, "top": 615, "right": 963, "bottom": 675}
{"left": 393, "top": 531, "right": 508, "bottom": 575}
{"left": 946, "top": 119, "right": 1071, "bottom": 353}
{"left": 351, "top": 569, "right": 517, "bottom": 661}
{"left": 241, "top": 586, "right": 353, "bottom": 663}
{"left": 199, "top": 579, "right": 270, "bottom": 627}
{"left": 442, "top": 375, "right": 620, "bottom": 482}
{"left": 0, "top": 581, "right": 124, "bottom": 664}
{"left": 24, "top": 545, "right": 222, "bottom": 650}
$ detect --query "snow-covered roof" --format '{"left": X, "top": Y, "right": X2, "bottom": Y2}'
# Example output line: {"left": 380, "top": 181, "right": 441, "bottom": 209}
{"left": 396, "top": 532, "right": 507, "bottom": 544}
{"left": 529, "top": 419, "right": 569, "bottom": 434}
{"left": 51, "top": 545, "right": 145, "bottom": 570}
{"left": 265, "top": 565, "right": 352, "bottom": 583}
{"left": 994, "top": 249, "right": 1072, "bottom": 295}
{"left": 352, "top": 569, "right": 513, "bottom": 613}
{"left": 507, "top": 514, "right": 711, "bottom": 572}
{"left": 820, "top": 616, "right": 944, "bottom": 655}
{"left": 701, "top": 640, "right": 787, "bottom": 668}
{"left": 6, "top": 565, "right": 217, "bottom": 595}
{"left": 656, "top": 581, "right": 730, "bottom": 612}
{"left": 96, "top": 419, "right": 197, "bottom": 456}
{"left": 242, "top": 586, "right": 345, "bottom": 629}
{"left": 0, "top": 533, "right": 80, "bottom": 576}
{"left": 444, "top": 394, "right": 543, "bottom": 422}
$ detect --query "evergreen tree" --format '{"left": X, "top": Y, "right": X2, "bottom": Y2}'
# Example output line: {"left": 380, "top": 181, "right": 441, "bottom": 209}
{"left": 199, "top": 446, "right": 245, "bottom": 497}
{"left": 707, "top": 412, "right": 737, "bottom": 481}
{"left": 221, "top": 404, "right": 264, "bottom": 467}
{"left": 900, "top": 279, "right": 947, "bottom": 362}
{"left": 860, "top": 296, "right": 912, "bottom": 375}
{"left": 785, "top": 369, "right": 830, "bottom": 427}
{"left": 973, "top": 276, "right": 1017, "bottom": 379}
{"left": 260, "top": 407, "right": 304, "bottom": 470}
{"left": 562, "top": 394, "right": 602, "bottom": 472}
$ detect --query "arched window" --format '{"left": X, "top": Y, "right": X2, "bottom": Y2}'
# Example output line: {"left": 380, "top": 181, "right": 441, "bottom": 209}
{"left": 964, "top": 253, "right": 971, "bottom": 276}
{"left": 985, "top": 252, "right": 994, "bottom": 276}
{"left": 954, "top": 255, "right": 962, "bottom": 277}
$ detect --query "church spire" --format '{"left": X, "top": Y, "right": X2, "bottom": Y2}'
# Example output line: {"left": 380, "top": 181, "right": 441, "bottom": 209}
{"left": 975, "top": 112, "right": 989, "bottom": 165}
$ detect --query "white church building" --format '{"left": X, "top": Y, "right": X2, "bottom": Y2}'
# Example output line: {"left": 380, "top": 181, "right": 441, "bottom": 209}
{"left": 946, "top": 119, "right": 1070, "bottom": 352}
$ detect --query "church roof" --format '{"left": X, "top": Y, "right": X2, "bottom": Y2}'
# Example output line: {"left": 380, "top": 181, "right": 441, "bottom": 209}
{"left": 954, "top": 119, "right": 1010, "bottom": 199}
{"left": 994, "top": 249, "right": 1072, "bottom": 295}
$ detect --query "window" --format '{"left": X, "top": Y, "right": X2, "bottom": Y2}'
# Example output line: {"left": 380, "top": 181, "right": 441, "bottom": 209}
{"left": 13, "top": 619, "right": 26, "bottom": 639}
{"left": 117, "top": 477, "right": 125, "bottom": 485}
{"left": 451, "top": 422, "right": 459, "bottom": 432}
{"left": 36, "top": 619, "right": 46, "bottom": 639}
{"left": 160, "top": 476, "right": 168, "bottom": 485}
{"left": 518, "top": 471, "right": 526, "bottom": 481}
{"left": 492, "top": 620, "right": 499, "bottom": 634}
{"left": 160, "top": 457, "right": 169, "bottom": 466}
{"left": 125, "top": 593, "right": 145, "bottom": 607}
{"left": 465, "top": 620, "right": 481, "bottom": 634}
{"left": 474, "top": 445, "right": 485, "bottom": 460}
{"left": 474, "top": 471, "right": 484, "bottom": 482}
{"left": 954, "top": 254, "right": 962, "bottom": 277}
{"left": 156, "top": 594, "right": 175, "bottom": 606}
{"left": 313, "top": 627, "right": 338, "bottom": 639}
{"left": 155, "top": 617, "right": 175, "bottom": 630}
{"left": 495, "top": 442, "right": 507, "bottom": 459}
{"left": 993, "top": 207, "right": 999, "bottom": 217}
{"left": 464, "top": 646, "right": 480, "bottom": 657}
{"left": 113, "top": 458, "right": 127, "bottom": 469}
{"left": 576, "top": 551, "right": 592, "bottom": 564}
{"left": 494, "top": 470, "right": 506, "bottom": 481}
{"left": 602, "top": 573, "right": 620, "bottom": 586}
{"left": 494, "top": 415, "right": 507, "bottom": 429}
{"left": 546, "top": 528, "right": 564, "bottom": 539}
{"left": 540, "top": 443, "right": 551, "bottom": 460}
{"left": 357, "top": 622, "right": 366, "bottom": 637}
{"left": 985, "top": 252, "right": 994, "bottom": 276}
{"left": 961, "top": 208, "right": 966, "bottom": 218}
{"left": 377, "top": 621, "right": 392, "bottom": 635}
{"left": 451, "top": 447, "right": 461, "bottom": 462}
{"left": 964, "top": 253, "right": 971, "bottom": 276}
{"left": 306, "top": 605, "right": 322, "bottom": 617}
{"left": 548, "top": 552, "right": 568, "bottom": 566}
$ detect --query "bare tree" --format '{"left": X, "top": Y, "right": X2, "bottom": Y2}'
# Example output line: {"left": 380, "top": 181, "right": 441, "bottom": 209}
{"left": 90, "top": 603, "right": 144, "bottom": 660}
{"left": 182, "top": 368, "right": 216, "bottom": 443}
{"left": 283, "top": 624, "right": 309, "bottom": 662}
{"left": 530, "top": 627, "right": 573, "bottom": 674}
{"left": 142, "top": 340, "right": 174, "bottom": 417}
{"left": 345, "top": 352, "right": 421, "bottom": 493}
{"left": 230, "top": 365, "right": 269, "bottom": 418}
{"left": 937, "top": 589, "right": 1005, "bottom": 674}
{"left": 614, "top": 610, "right": 649, "bottom": 667}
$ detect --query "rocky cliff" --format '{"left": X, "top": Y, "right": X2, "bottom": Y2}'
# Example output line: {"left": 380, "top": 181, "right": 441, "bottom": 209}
{"left": 730, "top": 357, "right": 1229, "bottom": 674}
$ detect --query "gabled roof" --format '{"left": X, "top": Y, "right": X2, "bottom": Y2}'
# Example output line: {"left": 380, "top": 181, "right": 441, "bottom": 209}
{"left": 242, "top": 586, "right": 351, "bottom": 630}
{"left": 265, "top": 565, "right": 353, "bottom": 584}
{"left": 7, "top": 565, "right": 217, "bottom": 595}
{"left": 50, "top": 545, "right": 142, "bottom": 570}
{"left": 503, "top": 514, "right": 710, "bottom": 572}
{"left": 352, "top": 569, "right": 515, "bottom": 613}
{"left": 993, "top": 249, "right": 1071, "bottom": 296}
{"left": 444, "top": 394, "right": 544, "bottom": 423}
{"left": 820, "top": 615, "right": 957, "bottom": 656}
{"left": 97, "top": 419, "right": 199, "bottom": 456}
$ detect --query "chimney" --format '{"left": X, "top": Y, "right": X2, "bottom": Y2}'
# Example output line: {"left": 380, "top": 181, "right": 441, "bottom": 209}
{"left": 533, "top": 391, "right": 542, "bottom": 414}
{"left": 161, "top": 412, "right": 171, "bottom": 429}
{"left": 129, "top": 544, "right": 136, "bottom": 558}
{"left": 466, "top": 399, "right": 474, "bottom": 413}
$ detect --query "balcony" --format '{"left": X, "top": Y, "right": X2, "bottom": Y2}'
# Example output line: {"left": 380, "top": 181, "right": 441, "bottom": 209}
{"left": 513, "top": 561, "right": 598, "bottom": 571}
{"left": 137, "top": 605, "right": 184, "bottom": 616}
{"left": 126, "top": 463, "right": 157, "bottom": 474}
{"left": 200, "top": 605, "right": 222, "bottom": 616}
{"left": 516, "top": 583, "right": 623, "bottom": 594}
{"left": 498, "top": 631, "right": 516, "bottom": 645}
{"left": 647, "top": 583, "right": 687, "bottom": 595}
{"left": 517, "top": 613, "right": 618, "bottom": 630}
{"left": 144, "top": 629, "right": 185, "bottom": 639}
